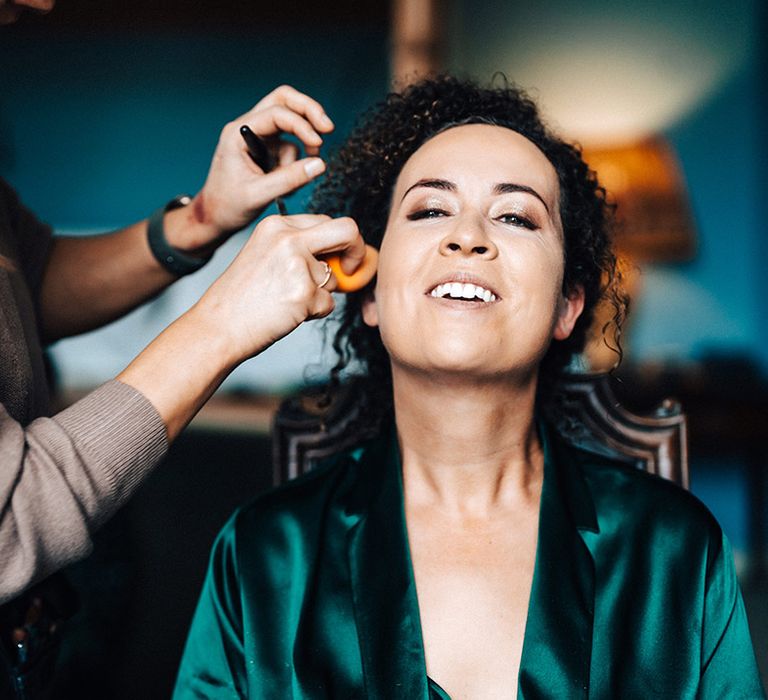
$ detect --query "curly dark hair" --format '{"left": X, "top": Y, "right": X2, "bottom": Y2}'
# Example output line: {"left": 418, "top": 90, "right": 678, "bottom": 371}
{"left": 310, "top": 75, "right": 626, "bottom": 428}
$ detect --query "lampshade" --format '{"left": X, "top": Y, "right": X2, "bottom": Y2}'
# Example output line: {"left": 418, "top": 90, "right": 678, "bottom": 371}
{"left": 582, "top": 138, "right": 696, "bottom": 263}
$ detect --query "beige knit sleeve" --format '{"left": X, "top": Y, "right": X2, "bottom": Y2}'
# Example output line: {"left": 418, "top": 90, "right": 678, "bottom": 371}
{"left": 0, "top": 379, "right": 167, "bottom": 603}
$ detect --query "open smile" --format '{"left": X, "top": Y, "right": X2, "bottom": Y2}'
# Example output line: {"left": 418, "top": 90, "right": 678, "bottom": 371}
{"left": 429, "top": 282, "right": 497, "bottom": 302}
{"left": 426, "top": 274, "right": 501, "bottom": 304}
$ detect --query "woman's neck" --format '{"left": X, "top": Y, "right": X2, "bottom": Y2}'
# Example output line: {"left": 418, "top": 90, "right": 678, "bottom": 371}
{"left": 392, "top": 367, "right": 544, "bottom": 518}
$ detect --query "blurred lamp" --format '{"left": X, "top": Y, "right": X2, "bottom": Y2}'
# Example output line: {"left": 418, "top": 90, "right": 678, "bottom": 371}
{"left": 580, "top": 138, "right": 697, "bottom": 370}
{"left": 582, "top": 138, "right": 696, "bottom": 263}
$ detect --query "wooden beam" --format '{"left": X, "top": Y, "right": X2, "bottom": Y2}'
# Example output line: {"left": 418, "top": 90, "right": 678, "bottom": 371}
{"left": 391, "top": 0, "right": 444, "bottom": 86}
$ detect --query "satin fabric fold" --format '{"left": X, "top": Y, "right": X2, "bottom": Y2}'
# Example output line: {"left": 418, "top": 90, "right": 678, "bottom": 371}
{"left": 174, "top": 423, "right": 765, "bottom": 699}
{"left": 346, "top": 431, "right": 429, "bottom": 698}
{"left": 517, "top": 429, "right": 596, "bottom": 698}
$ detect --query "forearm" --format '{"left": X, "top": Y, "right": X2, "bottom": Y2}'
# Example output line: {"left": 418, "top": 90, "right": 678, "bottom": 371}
{"left": 116, "top": 303, "right": 241, "bottom": 442}
{"left": 0, "top": 382, "right": 167, "bottom": 603}
{"left": 39, "top": 203, "right": 218, "bottom": 341}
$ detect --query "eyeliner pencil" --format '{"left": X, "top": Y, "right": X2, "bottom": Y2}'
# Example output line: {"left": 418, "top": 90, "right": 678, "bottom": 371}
{"left": 239, "top": 125, "right": 288, "bottom": 216}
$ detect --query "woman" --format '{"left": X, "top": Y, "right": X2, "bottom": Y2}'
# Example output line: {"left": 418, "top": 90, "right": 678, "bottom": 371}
{"left": 173, "top": 77, "right": 764, "bottom": 699}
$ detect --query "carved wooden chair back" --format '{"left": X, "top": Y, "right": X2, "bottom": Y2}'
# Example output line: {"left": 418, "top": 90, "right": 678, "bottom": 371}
{"left": 272, "top": 372, "right": 688, "bottom": 489}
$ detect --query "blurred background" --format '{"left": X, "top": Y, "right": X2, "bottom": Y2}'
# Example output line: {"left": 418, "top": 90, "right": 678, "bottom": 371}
{"left": 1, "top": 0, "right": 766, "bottom": 695}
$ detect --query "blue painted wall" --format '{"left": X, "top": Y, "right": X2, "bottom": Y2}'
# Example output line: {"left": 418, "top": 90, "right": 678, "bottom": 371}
{"left": 1, "top": 30, "right": 388, "bottom": 226}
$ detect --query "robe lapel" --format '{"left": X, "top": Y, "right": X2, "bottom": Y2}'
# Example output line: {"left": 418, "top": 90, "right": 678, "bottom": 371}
{"left": 345, "top": 428, "right": 429, "bottom": 699}
{"left": 517, "top": 426, "right": 599, "bottom": 699}
{"left": 341, "top": 423, "right": 598, "bottom": 699}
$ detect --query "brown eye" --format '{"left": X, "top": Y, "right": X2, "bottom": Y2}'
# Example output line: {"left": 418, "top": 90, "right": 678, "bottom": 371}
{"left": 407, "top": 208, "right": 450, "bottom": 221}
{"left": 496, "top": 213, "right": 537, "bottom": 230}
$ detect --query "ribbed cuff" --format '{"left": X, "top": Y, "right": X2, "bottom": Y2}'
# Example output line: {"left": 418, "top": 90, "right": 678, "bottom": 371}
{"left": 55, "top": 380, "right": 168, "bottom": 512}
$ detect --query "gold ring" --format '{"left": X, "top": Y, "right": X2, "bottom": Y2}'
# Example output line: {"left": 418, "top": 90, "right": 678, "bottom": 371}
{"left": 318, "top": 261, "right": 332, "bottom": 289}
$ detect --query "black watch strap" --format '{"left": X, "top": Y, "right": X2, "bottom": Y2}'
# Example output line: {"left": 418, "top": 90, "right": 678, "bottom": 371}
{"left": 147, "top": 195, "right": 212, "bottom": 276}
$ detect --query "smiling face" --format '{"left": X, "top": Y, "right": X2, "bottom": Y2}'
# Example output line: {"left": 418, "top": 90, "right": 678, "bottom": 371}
{"left": 361, "top": 124, "right": 584, "bottom": 384}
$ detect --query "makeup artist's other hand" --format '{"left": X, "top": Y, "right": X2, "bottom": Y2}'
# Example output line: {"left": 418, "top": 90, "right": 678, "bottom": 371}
{"left": 176, "top": 86, "right": 333, "bottom": 252}
{"left": 190, "top": 213, "right": 365, "bottom": 364}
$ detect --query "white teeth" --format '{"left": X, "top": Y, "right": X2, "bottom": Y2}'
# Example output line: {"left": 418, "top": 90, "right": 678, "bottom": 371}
{"left": 429, "top": 282, "right": 497, "bottom": 302}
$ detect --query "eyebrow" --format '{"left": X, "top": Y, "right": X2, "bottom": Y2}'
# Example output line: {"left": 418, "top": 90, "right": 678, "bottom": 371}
{"left": 493, "top": 183, "right": 550, "bottom": 213}
{"left": 401, "top": 179, "right": 455, "bottom": 201}
{"left": 401, "top": 178, "right": 550, "bottom": 213}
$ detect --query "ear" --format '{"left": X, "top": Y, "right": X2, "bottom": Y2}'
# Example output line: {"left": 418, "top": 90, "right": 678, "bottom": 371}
{"left": 553, "top": 285, "right": 585, "bottom": 340}
{"left": 361, "top": 291, "right": 379, "bottom": 328}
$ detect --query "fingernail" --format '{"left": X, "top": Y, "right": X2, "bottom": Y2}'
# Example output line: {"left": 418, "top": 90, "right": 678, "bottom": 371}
{"left": 321, "top": 112, "right": 334, "bottom": 128}
{"left": 304, "top": 158, "right": 325, "bottom": 178}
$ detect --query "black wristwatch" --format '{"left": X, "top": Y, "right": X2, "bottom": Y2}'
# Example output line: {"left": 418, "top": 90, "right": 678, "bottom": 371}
{"left": 147, "top": 195, "right": 212, "bottom": 277}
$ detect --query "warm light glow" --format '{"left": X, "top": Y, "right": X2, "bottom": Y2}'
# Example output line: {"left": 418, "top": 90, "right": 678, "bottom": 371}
{"left": 519, "top": 31, "right": 736, "bottom": 145}
{"left": 447, "top": 0, "right": 753, "bottom": 145}
{"left": 583, "top": 138, "right": 696, "bottom": 262}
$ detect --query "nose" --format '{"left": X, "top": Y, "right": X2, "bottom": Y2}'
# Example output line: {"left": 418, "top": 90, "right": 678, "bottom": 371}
{"left": 438, "top": 216, "right": 498, "bottom": 259}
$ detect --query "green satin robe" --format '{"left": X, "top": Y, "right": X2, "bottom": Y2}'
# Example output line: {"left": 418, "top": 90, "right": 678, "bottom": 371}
{"left": 174, "top": 424, "right": 765, "bottom": 699}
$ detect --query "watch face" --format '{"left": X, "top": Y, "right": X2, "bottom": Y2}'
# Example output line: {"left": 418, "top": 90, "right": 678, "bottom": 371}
{"left": 167, "top": 194, "right": 194, "bottom": 211}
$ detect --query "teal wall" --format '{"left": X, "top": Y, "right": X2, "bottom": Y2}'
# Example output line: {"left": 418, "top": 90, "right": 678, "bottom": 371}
{"left": 1, "top": 30, "right": 388, "bottom": 227}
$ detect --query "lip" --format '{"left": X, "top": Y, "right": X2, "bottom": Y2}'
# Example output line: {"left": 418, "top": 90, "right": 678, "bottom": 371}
{"left": 425, "top": 270, "right": 502, "bottom": 300}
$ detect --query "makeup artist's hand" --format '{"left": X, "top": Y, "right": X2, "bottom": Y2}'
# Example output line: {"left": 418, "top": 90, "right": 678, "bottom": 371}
{"left": 167, "top": 85, "right": 334, "bottom": 256}
{"left": 192, "top": 213, "right": 365, "bottom": 361}
{"left": 118, "top": 213, "right": 365, "bottom": 441}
